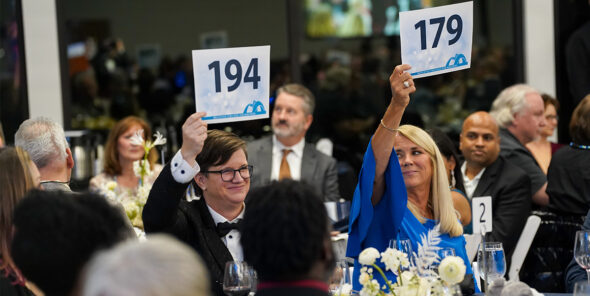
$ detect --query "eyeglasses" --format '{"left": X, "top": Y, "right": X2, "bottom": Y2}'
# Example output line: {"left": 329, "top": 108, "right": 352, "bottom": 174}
{"left": 203, "top": 165, "right": 253, "bottom": 182}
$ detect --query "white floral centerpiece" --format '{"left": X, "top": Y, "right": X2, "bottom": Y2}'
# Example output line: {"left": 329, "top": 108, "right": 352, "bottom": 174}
{"left": 100, "top": 129, "right": 166, "bottom": 229}
{"left": 355, "top": 226, "right": 466, "bottom": 296}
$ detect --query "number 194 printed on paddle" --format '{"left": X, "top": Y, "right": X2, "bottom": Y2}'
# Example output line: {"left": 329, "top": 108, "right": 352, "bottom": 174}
{"left": 192, "top": 45, "right": 270, "bottom": 124}
{"left": 399, "top": 1, "right": 473, "bottom": 78}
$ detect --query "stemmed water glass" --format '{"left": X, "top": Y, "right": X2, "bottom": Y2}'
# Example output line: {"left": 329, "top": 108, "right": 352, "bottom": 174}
{"left": 329, "top": 260, "right": 352, "bottom": 295}
{"left": 477, "top": 242, "right": 506, "bottom": 285}
{"left": 223, "top": 261, "right": 252, "bottom": 296}
{"left": 389, "top": 238, "right": 413, "bottom": 269}
{"left": 574, "top": 281, "right": 590, "bottom": 296}
{"left": 574, "top": 230, "right": 590, "bottom": 284}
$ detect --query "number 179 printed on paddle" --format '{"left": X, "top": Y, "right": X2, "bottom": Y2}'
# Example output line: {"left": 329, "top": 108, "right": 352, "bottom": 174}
{"left": 399, "top": 1, "right": 473, "bottom": 78}
{"left": 192, "top": 45, "right": 270, "bottom": 124}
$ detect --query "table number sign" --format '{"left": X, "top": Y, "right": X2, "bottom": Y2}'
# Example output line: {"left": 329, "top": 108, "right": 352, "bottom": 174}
{"left": 399, "top": 1, "right": 473, "bottom": 78}
{"left": 192, "top": 45, "right": 270, "bottom": 123}
{"left": 472, "top": 195, "right": 492, "bottom": 234}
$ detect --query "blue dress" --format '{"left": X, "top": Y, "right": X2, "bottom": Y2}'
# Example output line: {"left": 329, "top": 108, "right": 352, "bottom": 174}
{"left": 346, "top": 142, "right": 476, "bottom": 291}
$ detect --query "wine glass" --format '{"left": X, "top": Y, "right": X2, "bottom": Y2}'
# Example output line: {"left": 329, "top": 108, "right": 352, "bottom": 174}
{"left": 329, "top": 260, "right": 352, "bottom": 295}
{"left": 575, "top": 231, "right": 590, "bottom": 284}
{"left": 442, "top": 283, "right": 462, "bottom": 296}
{"left": 223, "top": 261, "right": 251, "bottom": 296}
{"left": 438, "top": 247, "right": 456, "bottom": 260}
{"left": 575, "top": 281, "right": 590, "bottom": 296}
{"left": 248, "top": 266, "right": 258, "bottom": 296}
{"left": 389, "top": 238, "right": 413, "bottom": 269}
{"left": 389, "top": 238, "right": 413, "bottom": 254}
{"left": 477, "top": 242, "right": 506, "bottom": 284}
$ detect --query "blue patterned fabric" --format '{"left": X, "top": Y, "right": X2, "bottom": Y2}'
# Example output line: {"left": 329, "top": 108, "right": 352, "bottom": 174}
{"left": 346, "top": 141, "right": 476, "bottom": 291}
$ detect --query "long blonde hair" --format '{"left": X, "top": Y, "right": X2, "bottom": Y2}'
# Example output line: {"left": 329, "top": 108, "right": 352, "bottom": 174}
{"left": 0, "top": 147, "right": 36, "bottom": 283}
{"left": 397, "top": 125, "right": 463, "bottom": 237}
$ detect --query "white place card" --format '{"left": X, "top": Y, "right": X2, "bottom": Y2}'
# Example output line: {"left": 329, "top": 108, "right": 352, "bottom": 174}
{"left": 472, "top": 195, "right": 493, "bottom": 234}
{"left": 192, "top": 45, "right": 270, "bottom": 124}
{"left": 400, "top": 1, "right": 473, "bottom": 78}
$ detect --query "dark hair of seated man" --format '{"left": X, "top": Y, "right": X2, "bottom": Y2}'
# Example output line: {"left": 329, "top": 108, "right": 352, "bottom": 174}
{"left": 241, "top": 179, "right": 335, "bottom": 283}
{"left": 10, "top": 189, "right": 134, "bottom": 296}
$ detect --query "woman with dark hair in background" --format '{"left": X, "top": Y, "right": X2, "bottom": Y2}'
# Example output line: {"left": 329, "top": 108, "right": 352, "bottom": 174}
{"left": 526, "top": 94, "right": 562, "bottom": 174}
{"left": 547, "top": 94, "right": 590, "bottom": 216}
{"left": 429, "top": 129, "right": 471, "bottom": 229}
{"left": 0, "top": 147, "right": 40, "bottom": 295}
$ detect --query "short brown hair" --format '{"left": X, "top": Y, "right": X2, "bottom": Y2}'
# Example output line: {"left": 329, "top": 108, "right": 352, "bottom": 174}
{"left": 276, "top": 83, "right": 315, "bottom": 115}
{"left": 541, "top": 93, "right": 560, "bottom": 111}
{"left": 0, "top": 146, "right": 36, "bottom": 283}
{"left": 104, "top": 116, "right": 158, "bottom": 176}
{"left": 570, "top": 94, "right": 590, "bottom": 145}
{"left": 194, "top": 130, "right": 247, "bottom": 195}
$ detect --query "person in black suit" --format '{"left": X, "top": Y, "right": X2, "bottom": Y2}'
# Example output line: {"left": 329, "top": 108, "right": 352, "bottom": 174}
{"left": 242, "top": 180, "right": 335, "bottom": 296}
{"left": 459, "top": 111, "right": 531, "bottom": 268}
{"left": 143, "top": 112, "right": 251, "bottom": 296}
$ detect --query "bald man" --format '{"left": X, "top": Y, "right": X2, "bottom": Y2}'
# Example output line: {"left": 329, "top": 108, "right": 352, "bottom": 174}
{"left": 459, "top": 111, "right": 531, "bottom": 267}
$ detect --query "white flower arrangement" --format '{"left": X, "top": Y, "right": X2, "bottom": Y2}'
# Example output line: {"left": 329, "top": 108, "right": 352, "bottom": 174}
{"left": 355, "top": 225, "right": 466, "bottom": 296}
{"left": 99, "top": 129, "right": 166, "bottom": 229}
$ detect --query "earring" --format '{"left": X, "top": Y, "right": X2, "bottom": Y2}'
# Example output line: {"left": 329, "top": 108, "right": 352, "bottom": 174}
{"left": 450, "top": 170, "right": 456, "bottom": 188}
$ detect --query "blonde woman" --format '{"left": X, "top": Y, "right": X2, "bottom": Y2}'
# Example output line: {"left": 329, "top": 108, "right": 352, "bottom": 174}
{"left": 0, "top": 147, "right": 41, "bottom": 295}
{"left": 346, "top": 65, "right": 476, "bottom": 292}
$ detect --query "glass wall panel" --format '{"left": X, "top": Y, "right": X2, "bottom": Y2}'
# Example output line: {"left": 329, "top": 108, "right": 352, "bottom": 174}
{"left": 0, "top": 0, "right": 27, "bottom": 146}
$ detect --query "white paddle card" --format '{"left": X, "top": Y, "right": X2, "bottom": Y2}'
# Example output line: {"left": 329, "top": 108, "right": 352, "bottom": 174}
{"left": 192, "top": 45, "right": 270, "bottom": 124}
{"left": 472, "top": 195, "right": 492, "bottom": 234}
{"left": 399, "top": 1, "right": 473, "bottom": 78}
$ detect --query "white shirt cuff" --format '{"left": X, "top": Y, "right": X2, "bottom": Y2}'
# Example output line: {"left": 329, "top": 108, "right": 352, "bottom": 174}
{"left": 171, "top": 150, "right": 200, "bottom": 184}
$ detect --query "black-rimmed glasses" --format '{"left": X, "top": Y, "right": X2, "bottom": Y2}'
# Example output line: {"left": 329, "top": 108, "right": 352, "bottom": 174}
{"left": 203, "top": 165, "right": 253, "bottom": 182}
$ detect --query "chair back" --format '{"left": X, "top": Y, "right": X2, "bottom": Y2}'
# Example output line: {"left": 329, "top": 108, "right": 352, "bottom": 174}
{"left": 465, "top": 233, "right": 482, "bottom": 263}
{"left": 509, "top": 215, "right": 541, "bottom": 281}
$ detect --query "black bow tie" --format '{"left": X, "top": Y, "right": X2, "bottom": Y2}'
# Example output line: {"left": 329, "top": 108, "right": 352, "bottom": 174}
{"left": 216, "top": 220, "right": 242, "bottom": 237}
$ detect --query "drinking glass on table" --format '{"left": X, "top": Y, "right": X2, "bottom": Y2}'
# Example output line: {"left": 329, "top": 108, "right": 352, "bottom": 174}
{"left": 575, "top": 281, "right": 590, "bottom": 296}
{"left": 248, "top": 266, "right": 258, "bottom": 296}
{"left": 329, "top": 260, "right": 352, "bottom": 295}
{"left": 432, "top": 247, "right": 456, "bottom": 271}
{"left": 389, "top": 238, "right": 414, "bottom": 270}
{"left": 439, "top": 247, "right": 456, "bottom": 260}
{"left": 477, "top": 242, "right": 506, "bottom": 283}
{"left": 223, "top": 261, "right": 252, "bottom": 296}
{"left": 389, "top": 238, "right": 412, "bottom": 254}
{"left": 574, "top": 230, "right": 590, "bottom": 284}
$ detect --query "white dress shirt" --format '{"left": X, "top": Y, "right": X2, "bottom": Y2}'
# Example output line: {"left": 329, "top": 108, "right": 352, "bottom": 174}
{"left": 271, "top": 136, "right": 305, "bottom": 181}
{"left": 461, "top": 162, "right": 486, "bottom": 199}
{"left": 170, "top": 149, "right": 201, "bottom": 183}
{"left": 207, "top": 204, "right": 245, "bottom": 262}
{"left": 170, "top": 149, "right": 244, "bottom": 261}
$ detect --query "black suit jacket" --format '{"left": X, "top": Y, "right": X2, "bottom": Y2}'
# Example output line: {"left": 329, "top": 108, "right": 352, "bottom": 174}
{"left": 471, "top": 156, "right": 531, "bottom": 266}
{"left": 143, "top": 163, "right": 232, "bottom": 296}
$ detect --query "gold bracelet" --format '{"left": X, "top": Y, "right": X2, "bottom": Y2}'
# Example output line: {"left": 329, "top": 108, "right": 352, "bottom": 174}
{"left": 380, "top": 119, "right": 398, "bottom": 133}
